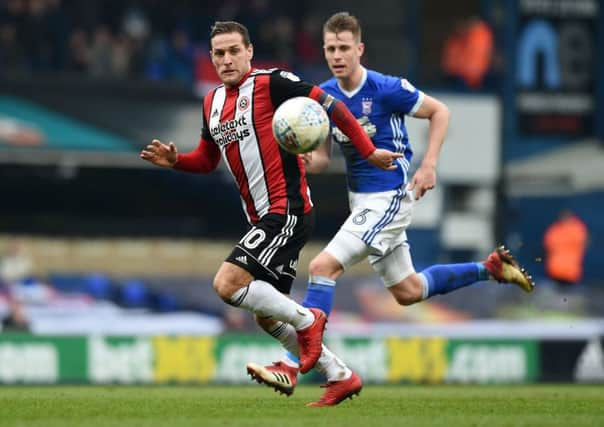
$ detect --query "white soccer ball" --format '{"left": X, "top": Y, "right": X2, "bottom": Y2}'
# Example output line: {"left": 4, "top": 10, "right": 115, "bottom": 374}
{"left": 272, "top": 96, "right": 330, "bottom": 154}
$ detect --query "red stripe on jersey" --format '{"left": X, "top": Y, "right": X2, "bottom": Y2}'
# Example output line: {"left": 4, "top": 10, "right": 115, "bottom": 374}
{"left": 221, "top": 87, "right": 260, "bottom": 223}
{"left": 226, "top": 143, "right": 259, "bottom": 222}
{"left": 252, "top": 74, "right": 287, "bottom": 214}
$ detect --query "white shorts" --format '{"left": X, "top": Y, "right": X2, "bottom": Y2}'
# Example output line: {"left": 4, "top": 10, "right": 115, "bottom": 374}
{"left": 324, "top": 187, "right": 416, "bottom": 287}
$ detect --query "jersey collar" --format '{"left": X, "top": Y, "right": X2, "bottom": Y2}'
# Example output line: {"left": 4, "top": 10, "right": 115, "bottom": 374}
{"left": 337, "top": 66, "right": 367, "bottom": 98}
{"left": 226, "top": 67, "right": 254, "bottom": 92}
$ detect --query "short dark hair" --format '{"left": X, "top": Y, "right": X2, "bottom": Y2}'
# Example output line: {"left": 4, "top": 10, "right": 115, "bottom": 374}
{"left": 323, "top": 12, "right": 362, "bottom": 42}
{"left": 210, "top": 21, "right": 251, "bottom": 47}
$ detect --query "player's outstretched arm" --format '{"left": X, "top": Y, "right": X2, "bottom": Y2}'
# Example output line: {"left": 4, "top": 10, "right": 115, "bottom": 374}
{"left": 140, "top": 139, "right": 178, "bottom": 168}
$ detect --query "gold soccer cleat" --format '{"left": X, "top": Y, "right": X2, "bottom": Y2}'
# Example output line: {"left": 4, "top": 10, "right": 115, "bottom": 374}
{"left": 483, "top": 245, "right": 535, "bottom": 292}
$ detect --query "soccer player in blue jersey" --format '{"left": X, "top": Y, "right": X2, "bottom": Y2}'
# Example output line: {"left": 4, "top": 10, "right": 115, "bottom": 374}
{"left": 247, "top": 12, "right": 534, "bottom": 407}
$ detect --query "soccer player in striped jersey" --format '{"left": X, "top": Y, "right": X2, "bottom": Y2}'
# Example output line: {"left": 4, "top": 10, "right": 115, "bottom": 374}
{"left": 248, "top": 12, "right": 534, "bottom": 407}
{"left": 141, "top": 21, "right": 402, "bottom": 389}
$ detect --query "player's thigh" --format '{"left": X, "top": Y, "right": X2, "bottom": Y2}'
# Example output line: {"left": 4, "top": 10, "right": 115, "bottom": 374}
{"left": 226, "top": 212, "right": 313, "bottom": 294}
{"left": 271, "top": 212, "right": 314, "bottom": 292}
{"left": 323, "top": 228, "right": 371, "bottom": 272}
{"left": 342, "top": 188, "right": 413, "bottom": 258}
{"left": 369, "top": 242, "right": 416, "bottom": 287}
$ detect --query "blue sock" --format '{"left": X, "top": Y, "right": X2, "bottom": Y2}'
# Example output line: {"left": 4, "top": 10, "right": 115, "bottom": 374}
{"left": 301, "top": 277, "right": 336, "bottom": 315}
{"left": 286, "top": 276, "right": 336, "bottom": 364}
{"left": 420, "top": 262, "right": 489, "bottom": 299}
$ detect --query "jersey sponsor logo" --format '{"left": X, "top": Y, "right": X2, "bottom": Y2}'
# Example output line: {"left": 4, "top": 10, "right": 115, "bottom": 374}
{"left": 238, "top": 96, "right": 250, "bottom": 111}
{"left": 331, "top": 126, "right": 350, "bottom": 144}
{"left": 400, "top": 79, "right": 416, "bottom": 93}
{"left": 332, "top": 117, "right": 376, "bottom": 144}
{"left": 280, "top": 71, "right": 300, "bottom": 82}
{"left": 362, "top": 97, "right": 373, "bottom": 115}
{"left": 210, "top": 116, "right": 251, "bottom": 147}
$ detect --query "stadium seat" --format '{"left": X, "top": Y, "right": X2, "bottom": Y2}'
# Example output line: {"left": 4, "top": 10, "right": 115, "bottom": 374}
{"left": 84, "top": 273, "right": 113, "bottom": 300}
{"left": 119, "top": 279, "right": 150, "bottom": 308}
{"left": 154, "top": 291, "right": 181, "bottom": 312}
{"left": 48, "top": 273, "right": 86, "bottom": 293}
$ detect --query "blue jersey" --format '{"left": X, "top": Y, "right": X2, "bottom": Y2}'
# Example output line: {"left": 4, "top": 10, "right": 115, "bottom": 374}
{"left": 320, "top": 68, "right": 424, "bottom": 193}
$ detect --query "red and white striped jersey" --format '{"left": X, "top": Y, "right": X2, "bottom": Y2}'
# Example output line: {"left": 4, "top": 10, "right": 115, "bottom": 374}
{"left": 201, "top": 68, "right": 315, "bottom": 224}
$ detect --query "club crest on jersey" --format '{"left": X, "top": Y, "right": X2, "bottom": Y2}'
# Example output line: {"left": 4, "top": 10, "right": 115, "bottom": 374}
{"left": 238, "top": 96, "right": 250, "bottom": 111}
{"left": 361, "top": 97, "right": 373, "bottom": 115}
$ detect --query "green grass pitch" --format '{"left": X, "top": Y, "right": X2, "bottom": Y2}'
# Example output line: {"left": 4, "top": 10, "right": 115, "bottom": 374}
{"left": 1, "top": 385, "right": 602, "bottom": 427}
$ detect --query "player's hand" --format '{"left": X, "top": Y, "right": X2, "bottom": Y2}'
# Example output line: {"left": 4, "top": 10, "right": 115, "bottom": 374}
{"left": 408, "top": 164, "right": 436, "bottom": 200}
{"left": 367, "top": 148, "right": 403, "bottom": 171}
{"left": 301, "top": 151, "right": 312, "bottom": 166}
{"left": 140, "top": 139, "right": 178, "bottom": 168}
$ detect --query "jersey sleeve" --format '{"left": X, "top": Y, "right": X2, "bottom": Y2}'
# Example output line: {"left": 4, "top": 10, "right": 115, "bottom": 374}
{"left": 382, "top": 76, "right": 425, "bottom": 116}
{"left": 174, "top": 137, "right": 221, "bottom": 173}
{"left": 269, "top": 70, "right": 315, "bottom": 107}
{"left": 200, "top": 96, "right": 212, "bottom": 140}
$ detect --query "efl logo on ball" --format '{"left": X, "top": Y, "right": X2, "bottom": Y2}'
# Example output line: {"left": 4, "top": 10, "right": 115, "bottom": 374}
{"left": 272, "top": 97, "right": 330, "bottom": 154}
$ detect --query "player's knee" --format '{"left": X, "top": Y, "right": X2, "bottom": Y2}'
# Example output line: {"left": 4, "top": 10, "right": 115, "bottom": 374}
{"left": 213, "top": 273, "right": 244, "bottom": 301}
{"left": 212, "top": 276, "right": 231, "bottom": 301}
{"left": 393, "top": 290, "right": 418, "bottom": 306}
{"left": 308, "top": 257, "right": 326, "bottom": 276}
{"left": 390, "top": 277, "right": 423, "bottom": 306}
{"left": 308, "top": 252, "right": 341, "bottom": 278}
{"left": 213, "top": 263, "right": 253, "bottom": 302}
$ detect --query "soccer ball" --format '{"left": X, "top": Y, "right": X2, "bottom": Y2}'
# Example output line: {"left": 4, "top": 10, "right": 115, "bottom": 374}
{"left": 272, "top": 97, "right": 330, "bottom": 154}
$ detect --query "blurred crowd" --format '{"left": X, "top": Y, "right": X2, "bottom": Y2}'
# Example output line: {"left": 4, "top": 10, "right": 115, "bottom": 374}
{"left": 0, "top": 0, "right": 323, "bottom": 86}
{"left": 0, "top": 0, "right": 499, "bottom": 91}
